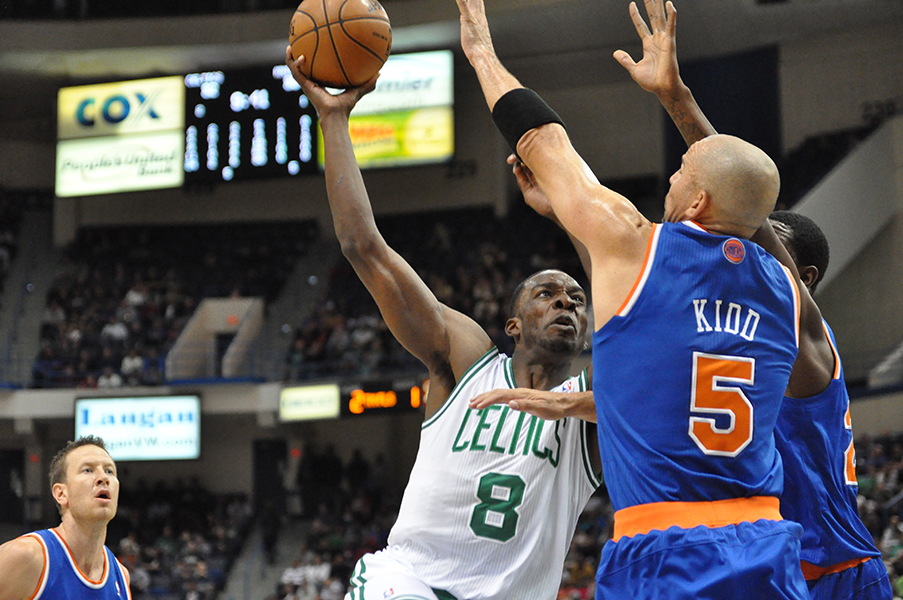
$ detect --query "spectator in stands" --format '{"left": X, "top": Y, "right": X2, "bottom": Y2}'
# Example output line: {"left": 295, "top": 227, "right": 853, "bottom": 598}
{"left": 101, "top": 316, "right": 129, "bottom": 345}
{"left": 882, "top": 515, "right": 903, "bottom": 556}
{"left": 121, "top": 348, "right": 144, "bottom": 385}
{"left": 97, "top": 366, "right": 123, "bottom": 388}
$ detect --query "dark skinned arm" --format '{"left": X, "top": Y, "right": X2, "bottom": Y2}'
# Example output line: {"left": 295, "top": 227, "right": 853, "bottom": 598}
{"left": 286, "top": 47, "right": 493, "bottom": 418}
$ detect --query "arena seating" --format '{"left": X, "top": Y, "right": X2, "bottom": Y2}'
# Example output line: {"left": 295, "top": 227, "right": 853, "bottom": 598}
{"left": 32, "top": 220, "right": 318, "bottom": 388}
{"left": 109, "top": 479, "right": 252, "bottom": 600}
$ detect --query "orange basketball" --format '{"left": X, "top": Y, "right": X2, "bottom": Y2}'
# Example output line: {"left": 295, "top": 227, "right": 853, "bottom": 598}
{"left": 289, "top": 0, "right": 392, "bottom": 89}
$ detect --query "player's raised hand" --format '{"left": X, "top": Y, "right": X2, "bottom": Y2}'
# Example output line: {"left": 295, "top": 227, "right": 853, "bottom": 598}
{"left": 455, "top": 0, "right": 495, "bottom": 63}
{"left": 613, "top": 0, "right": 681, "bottom": 97}
{"left": 508, "top": 154, "right": 558, "bottom": 222}
{"left": 285, "top": 46, "right": 378, "bottom": 118}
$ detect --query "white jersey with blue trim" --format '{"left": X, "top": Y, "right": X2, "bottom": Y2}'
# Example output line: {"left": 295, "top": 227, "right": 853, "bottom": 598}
{"left": 385, "top": 348, "right": 599, "bottom": 600}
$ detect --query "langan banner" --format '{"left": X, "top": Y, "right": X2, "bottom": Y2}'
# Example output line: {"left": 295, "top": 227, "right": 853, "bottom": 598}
{"left": 74, "top": 395, "right": 201, "bottom": 461}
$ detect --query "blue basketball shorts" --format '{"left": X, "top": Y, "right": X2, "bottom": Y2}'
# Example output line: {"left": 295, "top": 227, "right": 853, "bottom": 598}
{"left": 806, "top": 556, "right": 893, "bottom": 600}
{"left": 595, "top": 519, "right": 810, "bottom": 600}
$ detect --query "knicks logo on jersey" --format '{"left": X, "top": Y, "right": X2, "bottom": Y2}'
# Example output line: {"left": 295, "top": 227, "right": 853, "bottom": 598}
{"left": 451, "top": 405, "right": 564, "bottom": 468}
{"left": 722, "top": 238, "right": 746, "bottom": 264}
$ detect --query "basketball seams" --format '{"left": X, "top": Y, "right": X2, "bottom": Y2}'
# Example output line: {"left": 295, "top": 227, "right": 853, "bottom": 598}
{"left": 327, "top": 0, "right": 353, "bottom": 86}
{"left": 289, "top": 11, "right": 317, "bottom": 45}
{"left": 290, "top": 0, "right": 391, "bottom": 87}
{"left": 338, "top": 20, "right": 389, "bottom": 63}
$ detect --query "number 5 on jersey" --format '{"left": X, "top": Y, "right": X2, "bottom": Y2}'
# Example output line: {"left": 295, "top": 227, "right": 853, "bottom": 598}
{"left": 689, "top": 352, "right": 755, "bottom": 457}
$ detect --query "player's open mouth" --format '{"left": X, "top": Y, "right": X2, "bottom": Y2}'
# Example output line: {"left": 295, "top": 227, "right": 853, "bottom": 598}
{"left": 95, "top": 490, "right": 110, "bottom": 500}
{"left": 551, "top": 316, "right": 576, "bottom": 330}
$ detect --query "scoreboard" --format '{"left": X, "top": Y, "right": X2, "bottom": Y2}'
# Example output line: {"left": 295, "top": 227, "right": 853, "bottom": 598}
{"left": 183, "top": 65, "right": 319, "bottom": 184}
{"left": 55, "top": 50, "right": 454, "bottom": 197}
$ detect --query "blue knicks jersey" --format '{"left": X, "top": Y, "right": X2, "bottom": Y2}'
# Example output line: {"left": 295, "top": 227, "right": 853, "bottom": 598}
{"left": 25, "top": 529, "right": 131, "bottom": 600}
{"left": 592, "top": 221, "right": 800, "bottom": 511}
{"left": 775, "top": 322, "right": 880, "bottom": 570}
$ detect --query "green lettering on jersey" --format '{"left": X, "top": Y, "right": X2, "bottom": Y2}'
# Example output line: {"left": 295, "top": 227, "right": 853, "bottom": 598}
{"left": 508, "top": 411, "right": 527, "bottom": 454}
{"left": 531, "top": 418, "right": 549, "bottom": 461}
{"left": 489, "top": 406, "right": 510, "bottom": 453}
{"left": 538, "top": 420, "right": 563, "bottom": 468}
{"left": 451, "top": 409, "right": 473, "bottom": 452}
{"left": 522, "top": 416, "right": 539, "bottom": 455}
{"left": 470, "top": 406, "right": 499, "bottom": 451}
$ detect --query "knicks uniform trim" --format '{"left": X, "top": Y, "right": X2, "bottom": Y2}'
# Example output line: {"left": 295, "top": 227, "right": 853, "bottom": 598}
{"left": 824, "top": 321, "right": 841, "bottom": 380}
{"left": 612, "top": 496, "right": 782, "bottom": 541}
{"left": 617, "top": 224, "right": 660, "bottom": 317}
{"left": 26, "top": 529, "right": 130, "bottom": 600}
{"left": 23, "top": 534, "right": 49, "bottom": 600}
{"left": 50, "top": 528, "right": 108, "bottom": 588}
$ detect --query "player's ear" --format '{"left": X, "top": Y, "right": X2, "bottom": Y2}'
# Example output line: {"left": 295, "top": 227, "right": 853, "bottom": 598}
{"left": 52, "top": 483, "right": 69, "bottom": 510}
{"left": 799, "top": 265, "right": 819, "bottom": 290}
{"left": 685, "top": 190, "right": 709, "bottom": 220}
{"left": 505, "top": 316, "right": 521, "bottom": 340}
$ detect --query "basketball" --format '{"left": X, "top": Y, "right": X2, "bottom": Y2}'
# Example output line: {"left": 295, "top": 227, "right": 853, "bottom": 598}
{"left": 289, "top": 0, "right": 392, "bottom": 89}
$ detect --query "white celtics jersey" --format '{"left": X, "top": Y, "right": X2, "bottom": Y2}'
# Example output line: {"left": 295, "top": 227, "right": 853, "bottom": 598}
{"left": 386, "top": 348, "right": 601, "bottom": 600}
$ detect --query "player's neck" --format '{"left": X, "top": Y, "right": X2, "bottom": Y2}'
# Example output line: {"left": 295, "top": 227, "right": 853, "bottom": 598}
{"left": 510, "top": 353, "right": 571, "bottom": 391}
{"left": 55, "top": 518, "right": 109, "bottom": 580}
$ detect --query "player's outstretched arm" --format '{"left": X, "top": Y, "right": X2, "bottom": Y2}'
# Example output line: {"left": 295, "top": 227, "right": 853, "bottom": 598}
{"left": 614, "top": 0, "right": 715, "bottom": 146}
{"left": 0, "top": 536, "right": 44, "bottom": 600}
{"left": 456, "top": 0, "right": 651, "bottom": 329}
{"left": 286, "top": 49, "right": 492, "bottom": 415}
{"left": 469, "top": 389, "right": 597, "bottom": 423}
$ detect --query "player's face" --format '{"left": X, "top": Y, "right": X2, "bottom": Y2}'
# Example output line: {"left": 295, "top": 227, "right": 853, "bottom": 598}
{"left": 57, "top": 445, "right": 119, "bottom": 524}
{"left": 517, "top": 271, "right": 588, "bottom": 355}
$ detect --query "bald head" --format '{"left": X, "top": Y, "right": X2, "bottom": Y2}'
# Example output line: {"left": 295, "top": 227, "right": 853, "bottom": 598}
{"left": 666, "top": 135, "right": 780, "bottom": 238}
{"left": 691, "top": 135, "right": 780, "bottom": 237}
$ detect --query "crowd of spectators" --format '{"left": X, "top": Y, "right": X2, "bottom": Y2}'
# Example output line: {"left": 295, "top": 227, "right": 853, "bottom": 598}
{"left": 267, "top": 445, "right": 397, "bottom": 600}
{"left": 33, "top": 220, "right": 317, "bottom": 388}
{"left": 108, "top": 478, "right": 253, "bottom": 600}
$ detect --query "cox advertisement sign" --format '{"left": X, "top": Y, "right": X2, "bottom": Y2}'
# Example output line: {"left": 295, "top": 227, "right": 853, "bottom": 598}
{"left": 56, "top": 76, "right": 185, "bottom": 197}
{"left": 74, "top": 395, "right": 201, "bottom": 461}
{"left": 58, "top": 76, "right": 185, "bottom": 140}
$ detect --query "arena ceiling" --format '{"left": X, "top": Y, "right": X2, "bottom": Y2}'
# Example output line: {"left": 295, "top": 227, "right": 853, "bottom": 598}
{"left": 0, "top": 0, "right": 901, "bottom": 139}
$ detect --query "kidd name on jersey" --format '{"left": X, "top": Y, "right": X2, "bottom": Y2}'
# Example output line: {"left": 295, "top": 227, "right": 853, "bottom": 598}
{"left": 693, "top": 298, "right": 761, "bottom": 341}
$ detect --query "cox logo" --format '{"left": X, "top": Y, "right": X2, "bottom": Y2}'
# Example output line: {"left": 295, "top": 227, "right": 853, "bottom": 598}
{"left": 76, "top": 92, "right": 160, "bottom": 127}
